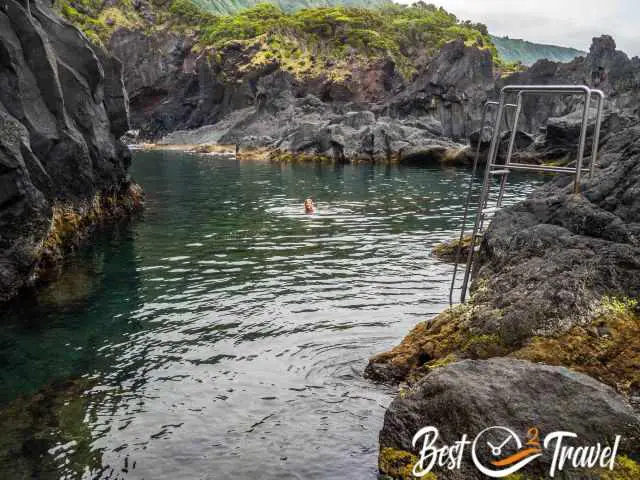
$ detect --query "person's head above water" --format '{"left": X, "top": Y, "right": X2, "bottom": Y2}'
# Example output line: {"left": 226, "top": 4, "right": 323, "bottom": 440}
{"left": 304, "top": 197, "right": 315, "bottom": 213}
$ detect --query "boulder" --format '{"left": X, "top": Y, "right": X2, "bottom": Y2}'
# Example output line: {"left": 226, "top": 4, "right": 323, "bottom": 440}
{"left": 379, "top": 358, "right": 640, "bottom": 480}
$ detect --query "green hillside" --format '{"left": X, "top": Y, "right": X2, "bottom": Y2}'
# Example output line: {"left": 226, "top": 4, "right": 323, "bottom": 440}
{"left": 491, "top": 35, "right": 585, "bottom": 66}
{"left": 55, "top": 1, "right": 497, "bottom": 79}
{"left": 191, "top": 0, "right": 392, "bottom": 16}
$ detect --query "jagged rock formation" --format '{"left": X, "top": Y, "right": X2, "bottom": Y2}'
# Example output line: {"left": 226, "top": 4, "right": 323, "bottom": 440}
{"left": 498, "top": 36, "right": 640, "bottom": 132}
{"left": 114, "top": 31, "right": 638, "bottom": 167}
{"left": 135, "top": 38, "right": 495, "bottom": 162}
{"left": 366, "top": 107, "right": 640, "bottom": 388}
{"left": 470, "top": 118, "right": 640, "bottom": 344}
{"left": 0, "top": 0, "right": 135, "bottom": 302}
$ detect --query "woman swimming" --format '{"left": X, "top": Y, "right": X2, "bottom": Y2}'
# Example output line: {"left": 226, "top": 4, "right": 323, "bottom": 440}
{"left": 304, "top": 197, "right": 315, "bottom": 214}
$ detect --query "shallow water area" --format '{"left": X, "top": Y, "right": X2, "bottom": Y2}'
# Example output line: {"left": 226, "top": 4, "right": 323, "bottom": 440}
{"left": 0, "top": 151, "right": 545, "bottom": 479}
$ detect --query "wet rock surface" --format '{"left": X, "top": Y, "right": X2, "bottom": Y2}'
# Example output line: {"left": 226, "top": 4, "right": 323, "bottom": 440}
{"left": 0, "top": 0, "right": 133, "bottom": 302}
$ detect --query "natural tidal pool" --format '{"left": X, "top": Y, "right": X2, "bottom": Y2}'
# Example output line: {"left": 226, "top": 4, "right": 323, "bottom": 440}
{"left": 0, "top": 152, "right": 545, "bottom": 479}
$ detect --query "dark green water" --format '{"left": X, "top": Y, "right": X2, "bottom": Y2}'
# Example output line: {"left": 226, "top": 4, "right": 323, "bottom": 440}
{"left": 0, "top": 152, "right": 544, "bottom": 479}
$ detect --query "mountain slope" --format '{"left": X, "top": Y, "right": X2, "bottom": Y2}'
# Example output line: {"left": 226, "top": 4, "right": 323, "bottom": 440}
{"left": 192, "top": 0, "right": 391, "bottom": 16}
{"left": 54, "top": 1, "right": 497, "bottom": 78}
{"left": 491, "top": 35, "right": 585, "bottom": 66}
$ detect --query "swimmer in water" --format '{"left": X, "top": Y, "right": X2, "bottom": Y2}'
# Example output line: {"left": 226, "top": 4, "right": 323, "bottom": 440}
{"left": 304, "top": 197, "right": 315, "bottom": 214}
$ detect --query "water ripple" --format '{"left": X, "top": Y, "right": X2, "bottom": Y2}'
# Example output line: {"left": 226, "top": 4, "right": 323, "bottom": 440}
{"left": 0, "top": 153, "right": 545, "bottom": 479}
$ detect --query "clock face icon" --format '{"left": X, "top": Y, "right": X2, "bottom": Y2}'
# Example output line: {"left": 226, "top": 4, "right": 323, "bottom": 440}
{"left": 475, "top": 426, "right": 523, "bottom": 460}
{"left": 471, "top": 426, "right": 543, "bottom": 478}
{"left": 486, "top": 428, "right": 520, "bottom": 457}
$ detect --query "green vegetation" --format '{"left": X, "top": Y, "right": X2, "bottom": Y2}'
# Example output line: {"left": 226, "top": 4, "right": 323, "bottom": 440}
{"left": 599, "top": 456, "right": 640, "bottom": 480}
{"left": 192, "top": 0, "right": 391, "bottom": 16}
{"left": 370, "top": 293, "right": 640, "bottom": 392}
{"left": 491, "top": 35, "right": 585, "bottom": 66}
{"left": 54, "top": 0, "right": 146, "bottom": 46}
{"left": 515, "top": 295, "right": 640, "bottom": 392}
{"left": 195, "top": 2, "right": 496, "bottom": 78}
{"left": 53, "top": 1, "right": 586, "bottom": 80}
{"left": 55, "top": 1, "right": 497, "bottom": 79}
{"left": 432, "top": 234, "right": 472, "bottom": 262}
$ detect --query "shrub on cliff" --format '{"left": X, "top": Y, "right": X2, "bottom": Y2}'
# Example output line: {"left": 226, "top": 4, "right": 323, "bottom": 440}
{"left": 54, "top": 1, "right": 498, "bottom": 79}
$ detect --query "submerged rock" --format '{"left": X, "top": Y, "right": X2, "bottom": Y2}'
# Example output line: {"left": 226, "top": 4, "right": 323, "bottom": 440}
{"left": 432, "top": 235, "right": 473, "bottom": 263}
{"left": 0, "top": 377, "right": 105, "bottom": 478}
{"left": 378, "top": 358, "right": 640, "bottom": 480}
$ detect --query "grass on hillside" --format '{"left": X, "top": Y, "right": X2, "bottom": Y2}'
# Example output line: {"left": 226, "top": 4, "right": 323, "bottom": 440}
{"left": 55, "top": 1, "right": 502, "bottom": 79}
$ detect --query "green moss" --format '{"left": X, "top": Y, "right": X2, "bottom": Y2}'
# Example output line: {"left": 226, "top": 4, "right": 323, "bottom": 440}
{"left": 463, "top": 333, "right": 507, "bottom": 358}
{"left": 602, "top": 295, "right": 638, "bottom": 314}
{"left": 513, "top": 295, "right": 640, "bottom": 392}
{"left": 370, "top": 291, "right": 640, "bottom": 391}
{"left": 432, "top": 234, "right": 472, "bottom": 262}
{"left": 599, "top": 456, "right": 640, "bottom": 480}
{"left": 38, "top": 184, "right": 144, "bottom": 282}
{"left": 379, "top": 447, "right": 434, "bottom": 480}
{"left": 423, "top": 353, "right": 458, "bottom": 371}
{"left": 267, "top": 149, "right": 335, "bottom": 164}
{"left": 368, "top": 303, "right": 475, "bottom": 382}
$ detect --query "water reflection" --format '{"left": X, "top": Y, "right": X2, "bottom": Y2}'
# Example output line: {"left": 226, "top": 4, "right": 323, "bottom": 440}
{"left": 0, "top": 152, "right": 545, "bottom": 479}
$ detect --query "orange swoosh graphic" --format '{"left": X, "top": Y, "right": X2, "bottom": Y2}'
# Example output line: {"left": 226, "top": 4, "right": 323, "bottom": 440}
{"left": 491, "top": 448, "right": 543, "bottom": 467}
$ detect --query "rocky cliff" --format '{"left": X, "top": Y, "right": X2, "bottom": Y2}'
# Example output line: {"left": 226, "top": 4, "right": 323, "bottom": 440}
{"left": 368, "top": 116, "right": 640, "bottom": 480}
{"left": 53, "top": 2, "right": 496, "bottom": 155}
{"left": 153, "top": 35, "right": 639, "bottom": 167}
{"left": 0, "top": 0, "right": 139, "bottom": 303}
{"left": 50, "top": 3, "right": 639, "bottom": 166}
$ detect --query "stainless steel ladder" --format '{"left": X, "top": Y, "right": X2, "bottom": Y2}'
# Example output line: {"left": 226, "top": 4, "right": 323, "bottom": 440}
{"left": 449, "top": 85, "right": 605, "bottom": 305}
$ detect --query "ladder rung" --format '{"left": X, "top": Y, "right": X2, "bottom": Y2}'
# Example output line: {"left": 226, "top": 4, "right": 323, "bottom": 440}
{"left": 490, "top": 169, "right": 510, "bottom": 175}
{"left": 474, "top": 232, "right": 484, "bottom": 238}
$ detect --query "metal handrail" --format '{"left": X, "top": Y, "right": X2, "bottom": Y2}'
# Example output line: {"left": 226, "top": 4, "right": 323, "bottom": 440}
{"left": 448, "top": 100, "right": 520, "bottom": 306}
{"left": 452, "top": 85, "right": 606, "bottom": 304}
{"left": 449, "top": 101, "right": 497, "bottom": 306}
